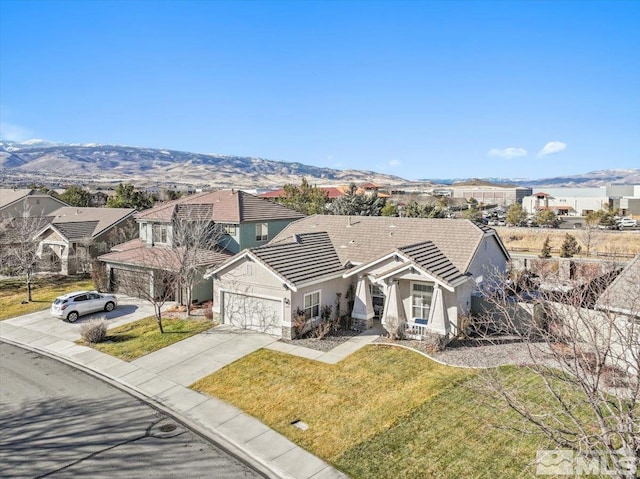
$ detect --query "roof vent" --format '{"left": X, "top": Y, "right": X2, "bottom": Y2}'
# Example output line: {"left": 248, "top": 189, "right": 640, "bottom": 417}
{"left": 347, "top": 216, "right": 352, "bottom": 227}
{"left": 294, "top": 234, "right": 302, "bottom": 244}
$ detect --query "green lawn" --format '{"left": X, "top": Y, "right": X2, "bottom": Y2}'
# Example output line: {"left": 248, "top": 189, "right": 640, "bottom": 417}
{"left": 86, "top": 316, "right": 214, "bottom": 361}
{"left": 0, "top": 275, "right": 95, "bottom": 321}
{"left": 191, "top": 345, "right": 548, "bottom": 478}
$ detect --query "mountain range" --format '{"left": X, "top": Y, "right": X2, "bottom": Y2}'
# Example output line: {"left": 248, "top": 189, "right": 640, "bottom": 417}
{"left": 0, "top": 140, "right": 638, "bottom": 189}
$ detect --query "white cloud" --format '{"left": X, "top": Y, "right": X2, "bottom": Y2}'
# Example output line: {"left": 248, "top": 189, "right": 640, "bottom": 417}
{"left": 487, "top": 147, "right": 527, "bottom": 159}
{"left": 388, "top": 159, "right": 401, "bottom": 167}
{"left": 0, "top": 121, "right": 34, "bottom": 141}
{"left": 538, "top": 141, "right": 567, "bottom": 157}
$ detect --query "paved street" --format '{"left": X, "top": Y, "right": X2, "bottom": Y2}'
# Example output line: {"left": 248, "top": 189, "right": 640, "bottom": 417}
{"left": 0, "top": 342, "right": 263, "bottom": 479}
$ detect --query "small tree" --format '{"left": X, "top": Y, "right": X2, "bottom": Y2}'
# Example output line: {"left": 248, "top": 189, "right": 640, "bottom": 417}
{"left": 506, "top": 203, "right": 527, "bottom": 226}
{"left": 106, "top": 183, "right": 154, "bottom": 210}
{"left": 328, "top": 183, "right": 385, "bottom": 216}
{"left": 536, "top": 209, "right": 558, "bottom": 227}
{"left": 540, "top": 236, "right": 552, "bottom": 258}
{"left": 278, "top": 178, "right": 328, "bottom": 215}
{"left": 59, "top": 185, "right": 91, "bottom": 207}
{"left": 560, "top": 233, "right": 581, "bottom": 258}
{"left": 381, "top": 203, "right": 399, "bottom": 217}
{"left": 0, "top": 214, "right": 49, "bottom": 301}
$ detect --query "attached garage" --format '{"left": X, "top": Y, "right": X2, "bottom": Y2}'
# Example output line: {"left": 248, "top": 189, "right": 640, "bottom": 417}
{"left": 221, "top": 292, "right": 283, "bottom": 336}
{"left": 110, "top": 267, "right": 147, "bottom": 296}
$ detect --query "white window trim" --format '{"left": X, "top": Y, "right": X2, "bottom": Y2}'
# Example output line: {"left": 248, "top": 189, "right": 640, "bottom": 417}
{"left": 303, "top": 290, "right": 321, "bottom": 320}
{"left": 152, "top": 224, "right": 168, "bottom": 245}
{"left": 255, "top": 223, "right": 269, "bottom": 242}
{"left": 410, "top": 281, "right": 434, "bottom": 321}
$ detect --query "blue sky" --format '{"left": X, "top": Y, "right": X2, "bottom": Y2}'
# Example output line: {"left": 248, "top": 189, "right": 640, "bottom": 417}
{"left": 1, "top": 0, "right": 638, "bottom": 181}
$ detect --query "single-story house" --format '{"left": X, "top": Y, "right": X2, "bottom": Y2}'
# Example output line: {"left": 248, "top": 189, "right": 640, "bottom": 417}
{"left": 208, "top": 215, "right": 510, "bottom": 339}
{"left": 0, "top": 188, "right": 69, "bottom": 219}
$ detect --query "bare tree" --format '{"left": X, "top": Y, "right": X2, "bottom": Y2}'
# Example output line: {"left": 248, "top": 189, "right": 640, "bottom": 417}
{"left": 0, "top": 215, "right": 50, "bottom": 302}
{"left": 471, "top": 260, "right": 639, "bottom": 478}
{"left": 111, "top": 248, "right": 178, "bottom": 333}
{"left": 170, "top": 209, "right": 226, "bottom": 316}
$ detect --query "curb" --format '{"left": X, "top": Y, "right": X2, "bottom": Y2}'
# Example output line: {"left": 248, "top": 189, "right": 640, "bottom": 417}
{"left": 0, "top": 337, "right": 292, "bottom": 479}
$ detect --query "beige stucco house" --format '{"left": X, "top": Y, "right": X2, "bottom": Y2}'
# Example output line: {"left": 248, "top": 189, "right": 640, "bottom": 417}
{"left": 36, "top": 207, "right": 137, "bottom": 275}
{"left": 0, "top": 188, "right": 69, "bottom": 219}
{"left": 208, "top": 215, "right": 510, "bottom": 339}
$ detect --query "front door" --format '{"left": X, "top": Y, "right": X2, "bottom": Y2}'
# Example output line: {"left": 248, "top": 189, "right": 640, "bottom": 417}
{"left": 371, "top": 284, "right": 385, "bottom": 318}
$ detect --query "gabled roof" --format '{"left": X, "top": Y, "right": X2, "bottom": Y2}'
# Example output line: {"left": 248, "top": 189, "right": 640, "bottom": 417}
{"left": 595, "top": 254, "right": 640, "bottom": 317}
{"left": 398, "top": 241, "right": 468, "bottom": 286}
{"left": 0, "top": 188, "right": 69, "bottom": 210}
{"left": 135, "top": 189, "right": 305, "bottom": 223}
{"left": 43, "top": 207, "right": 136, "bottom": 241}
{"left": 208, "top": 232, "right": 345, "bottom": 290}
{"left": 344, "top": 240, "right": 467, "bottom": 290}
{"left": 270, "top": 215, "right": 508, "bottom": 274}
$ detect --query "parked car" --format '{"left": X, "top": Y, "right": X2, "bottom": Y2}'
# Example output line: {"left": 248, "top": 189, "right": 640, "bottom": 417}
{"left": 617, "top": 218, "right": 638, "bottom": 229}
{"left": 51, "top": 291, "right": 118, "bottom": 322}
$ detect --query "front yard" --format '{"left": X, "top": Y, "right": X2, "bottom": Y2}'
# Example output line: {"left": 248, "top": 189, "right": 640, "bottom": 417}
{"left": 84, "top": 316, "right": 215, "bottom": 361}
{"left": 0, "top": 275, "right": 95, "bottom": 321}
{"left": 191, "top": 345, "right": 547, "bottom": 478}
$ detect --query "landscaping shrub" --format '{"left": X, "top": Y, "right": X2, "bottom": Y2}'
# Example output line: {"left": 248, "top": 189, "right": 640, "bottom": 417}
{"left": 80, "top": 318, "right": 108, "bottom": 344}
{"left": 202, "top": 301, "right": 214, "bottom": 320}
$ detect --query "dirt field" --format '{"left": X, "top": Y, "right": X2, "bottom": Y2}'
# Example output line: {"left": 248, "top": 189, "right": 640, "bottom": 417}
{"left": 494, "top": 227, "right": 640, "bottom": 258}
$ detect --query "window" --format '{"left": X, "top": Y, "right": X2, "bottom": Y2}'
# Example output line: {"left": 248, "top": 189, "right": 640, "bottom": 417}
{"left": 411, "top": 283, "right": 433, "bottom": 320}
{"left": 74, "top": 294, "right": 88, "bottom": 302}
{"left": 303, "top": 291, "right": 320, "bottom": 319}
{"left": 152, "top": 224, "right": 168, "bottom": 244}
{"left": 255, "top": 223, "right": 268, "bottom": 241}
{"left": 220, "top": 223, "right": 238, "bottom": 236}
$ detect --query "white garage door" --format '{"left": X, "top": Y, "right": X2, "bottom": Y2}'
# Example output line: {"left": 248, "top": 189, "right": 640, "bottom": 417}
{"left": 222, "top": 293, "right": 283, "bottom": 336}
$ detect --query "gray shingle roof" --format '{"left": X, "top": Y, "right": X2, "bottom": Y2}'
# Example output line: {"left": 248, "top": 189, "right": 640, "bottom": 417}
{"left": 398, "top": 241, "right": 467, "bottom": 285}
{"left": 250, "top": 232, "right": 344, "bottom": 286}
{"left": 271, "top": 215, "right": 506, "bottom": 274}
{"left": 54, "top": 221, "right": 99, "bottom": 240}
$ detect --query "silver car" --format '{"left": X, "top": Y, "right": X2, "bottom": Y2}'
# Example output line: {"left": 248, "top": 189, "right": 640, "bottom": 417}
{"left": 51, "top": 291, "right": 118, "bottom": 323}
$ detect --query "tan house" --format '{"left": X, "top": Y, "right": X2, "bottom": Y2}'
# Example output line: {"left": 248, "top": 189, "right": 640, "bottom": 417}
{"left": 208, "top": 216, "right": 510, "bottom": 339}
{"left": 0, "top": 188, "right": 69, "bottom": 219}
{"left": 36, "top": 207, "right": 137, "bottom": 275}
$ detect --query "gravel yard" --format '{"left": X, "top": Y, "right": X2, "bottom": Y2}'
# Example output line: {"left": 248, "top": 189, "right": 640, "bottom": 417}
{"left": 279, "top": 328, "right": 361, "bottom": 352}
{"left": 376, "top": 336, "right": 553, "bottom": 368}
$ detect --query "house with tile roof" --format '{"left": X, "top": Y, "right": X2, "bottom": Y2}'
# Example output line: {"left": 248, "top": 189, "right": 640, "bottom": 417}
{"left": 35, "top": 207, "right": 137, "bottom": 275}
{"left": 207, "top": 215, "right": 510, "bottom": 339}
{"left": 99, "top": 190, "right": 305, "bottom": 304}
{"left": 0, "top": 188, "right": 69, "bottom": 219}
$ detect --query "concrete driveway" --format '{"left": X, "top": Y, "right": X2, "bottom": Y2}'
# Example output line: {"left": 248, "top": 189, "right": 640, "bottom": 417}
{"left": 3, "top": 295, "right": 157, "bottom": 342}
{"left": 131, "top": 325, "right": 278, "bottom": 387}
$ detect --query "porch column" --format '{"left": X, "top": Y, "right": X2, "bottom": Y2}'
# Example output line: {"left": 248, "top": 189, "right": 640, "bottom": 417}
{"left": 427, "top": 285, "right": 449, "bottom": 336}
{"left": 382, "top": 280, "right": 405, "bottom": 336}
{"left": 352, "top": 274, "right": 374, "bottom": 329}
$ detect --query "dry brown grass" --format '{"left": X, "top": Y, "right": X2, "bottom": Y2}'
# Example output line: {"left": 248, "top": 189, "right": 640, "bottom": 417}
{"left": 495, "top": 227, "right": 640, "bottom": 257}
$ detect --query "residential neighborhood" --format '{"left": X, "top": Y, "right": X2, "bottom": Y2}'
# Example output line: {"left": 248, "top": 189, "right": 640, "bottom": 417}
{"left": 1, "top": 1, "right": 639, "bottom": 478}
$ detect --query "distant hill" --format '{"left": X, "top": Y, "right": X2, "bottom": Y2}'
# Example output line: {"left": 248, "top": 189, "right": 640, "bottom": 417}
{"left": 0, "top": 141, "right": 406, "bottom": 189}
{"left": 1, "top": 140, "right": 637, "bottom": 189}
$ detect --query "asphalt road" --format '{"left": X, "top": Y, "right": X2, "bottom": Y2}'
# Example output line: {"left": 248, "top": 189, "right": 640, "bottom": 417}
{"left": 0, "top": 342, "right": 263, "bottom": 479}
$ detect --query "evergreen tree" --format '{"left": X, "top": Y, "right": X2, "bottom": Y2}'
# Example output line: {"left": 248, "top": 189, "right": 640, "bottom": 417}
{"left": 106, "top": 183, "right": 154, "bottom": 210}
{"left": 506, "top": 203, "right": 527, "bottom": 226}
{"left": 59, "top": 185, "right": 91, "bottom": 207}
{"left": 380, "top": 202, "right": 399, "bottom": 217}
{"left": 560, "top": 233, "right": 581, "bottom": 258}
{"left": 279, "top": 178, "right": 328, "bottom": 215}
{"left": 540, "top": 236, "right": 552, "bottom": 258}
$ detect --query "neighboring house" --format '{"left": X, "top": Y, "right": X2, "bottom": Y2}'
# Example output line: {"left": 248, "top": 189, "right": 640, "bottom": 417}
{"left": 208, "top": 215, "right": 510, "bottom": 339}
{"left": 99, "top": 189, "right": 305, "bottom": 304}
{"left": 0, "top": 188, "right": 69, "bottom": 219}
{"left": 36, "top": 207, "right": 137, "bottom": 275}
{"left": 595, "top": 253, "right": 640, "bottom": 318}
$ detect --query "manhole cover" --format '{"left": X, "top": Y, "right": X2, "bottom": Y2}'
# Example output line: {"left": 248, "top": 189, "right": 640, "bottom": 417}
{"left": 159, "top": 423, "right": 178, "bottom": 432}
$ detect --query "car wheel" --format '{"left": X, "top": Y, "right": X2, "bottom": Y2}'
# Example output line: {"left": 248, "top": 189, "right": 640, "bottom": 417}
{"left": 67, "top": 311, "right": 79, "bottom": 323}
{"left": 104, "top": 301, "right": 115, "bottom": 312}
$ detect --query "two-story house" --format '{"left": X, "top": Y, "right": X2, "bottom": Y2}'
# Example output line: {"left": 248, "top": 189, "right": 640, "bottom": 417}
{"left": 99, "top": 189, "right": 304, "bottom": 304}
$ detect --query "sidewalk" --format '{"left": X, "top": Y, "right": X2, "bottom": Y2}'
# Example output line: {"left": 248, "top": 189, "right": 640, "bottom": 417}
{"left": 0, "top": 317, "right": 384, "bottom": 479}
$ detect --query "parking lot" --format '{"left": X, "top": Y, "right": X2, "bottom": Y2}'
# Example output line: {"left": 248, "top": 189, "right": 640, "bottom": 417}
{"left": 3, "top": 295, "right": 157, "bottom": 342}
